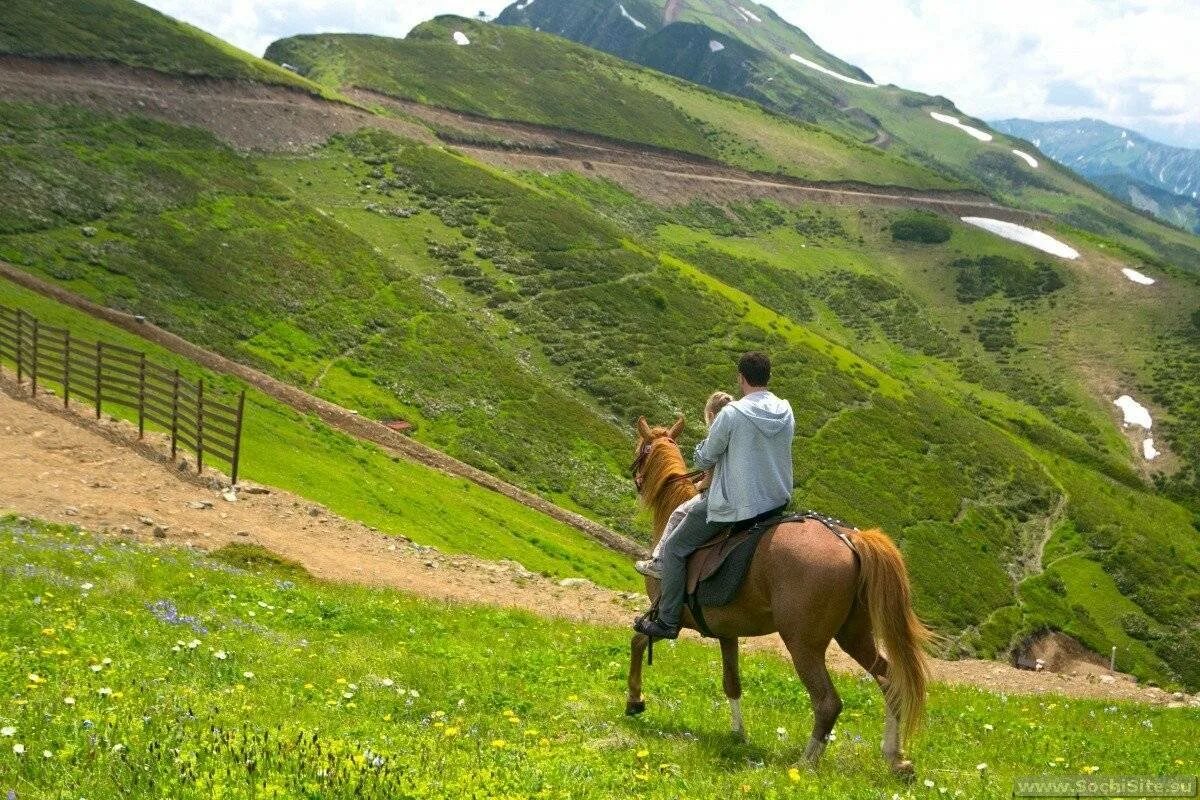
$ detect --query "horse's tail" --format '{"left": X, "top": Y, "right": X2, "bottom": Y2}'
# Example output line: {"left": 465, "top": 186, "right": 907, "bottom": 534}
{"left": 850, "top": 528, "right": 932, "bottom": 746}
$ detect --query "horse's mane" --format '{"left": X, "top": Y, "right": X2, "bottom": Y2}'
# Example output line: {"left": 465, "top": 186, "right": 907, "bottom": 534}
{"left": 638, "top": 430, "right": 698, "bottom": 543}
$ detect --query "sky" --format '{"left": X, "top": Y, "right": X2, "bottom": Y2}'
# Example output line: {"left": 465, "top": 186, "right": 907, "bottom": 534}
{"left": 141, "top": 0, "right": 1200, "bottom": 149}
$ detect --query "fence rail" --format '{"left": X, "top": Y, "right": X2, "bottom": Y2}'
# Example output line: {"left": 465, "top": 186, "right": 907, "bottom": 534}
{"left": 0, "top": 305, "right": 246, "bottom": 484}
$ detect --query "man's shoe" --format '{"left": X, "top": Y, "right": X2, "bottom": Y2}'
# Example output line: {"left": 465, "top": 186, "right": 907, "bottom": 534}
{"left": 634, "top": 558, "right": 663, "bottom": 579}
{"left": 633, "top": 614, "right": 680, "bottom": 640}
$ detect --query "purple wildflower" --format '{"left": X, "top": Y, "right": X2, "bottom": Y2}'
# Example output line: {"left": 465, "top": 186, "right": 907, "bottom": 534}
{"left": 147, "top": 600, "right": 207, "bottom": 634}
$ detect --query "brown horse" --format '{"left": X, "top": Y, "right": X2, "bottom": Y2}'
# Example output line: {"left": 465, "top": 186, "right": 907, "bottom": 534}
{"left": 627, "top": 416, "right": 932, "bottom": 776}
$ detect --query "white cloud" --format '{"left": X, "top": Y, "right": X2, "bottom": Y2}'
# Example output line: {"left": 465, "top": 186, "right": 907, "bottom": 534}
{"left": 142, "top": 1, "right": 512, "bottom": 59}
{"left": 769, "top": 0, "right": 1200, "bottom": 148}
{"left": 141, "top": 0, "right": 1200, "bottom": 148}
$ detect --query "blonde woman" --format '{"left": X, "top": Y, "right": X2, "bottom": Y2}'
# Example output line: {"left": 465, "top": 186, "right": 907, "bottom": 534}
{"left": 635, "top": 390, "right": 735, "bottom": 579}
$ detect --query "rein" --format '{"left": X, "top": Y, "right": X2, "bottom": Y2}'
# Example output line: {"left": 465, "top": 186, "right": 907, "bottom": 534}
{"left": 630, "top": 436, "right": 703, "bottom": 493}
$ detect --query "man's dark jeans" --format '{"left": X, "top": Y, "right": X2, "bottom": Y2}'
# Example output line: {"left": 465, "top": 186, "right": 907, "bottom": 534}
{"left": 656, "top": 495, "right": 727, "bottom": 627}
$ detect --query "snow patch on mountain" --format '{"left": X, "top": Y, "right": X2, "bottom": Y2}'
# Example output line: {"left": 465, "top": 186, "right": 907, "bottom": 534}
{"left": 1114, "top": 395, "right": 1153, "bottom": 430}
{"left": 961, "top": 217, "right": 1079, "bottom": 259}
{"left": 515, "top": 0, "right": 536, "bottom": 9}
{"left": 788, "top": 54, "right": 875, "bottom": 88}
{"left": 1012, "top": 149, "right": 1039, "bottom": 168}
{"left": 737, "top": 5, "right": 762, "bottom": 22}
{"left": 1121, "top": 267, "right": 1156, "bottom": 285}
{"left": 452, "top": 31, "right": 470, "bottom": 46}
{"left": 930, "top": 112, "right": 993, "bottom": 142}
{"left": 619, "top": 4, "right": 647, "bottom": 30}
{"left": 1114, "top": 395, "right": 1158, "bottom": 460}
{"left": 709, "top": 40, "right": 726, "bottom": 52}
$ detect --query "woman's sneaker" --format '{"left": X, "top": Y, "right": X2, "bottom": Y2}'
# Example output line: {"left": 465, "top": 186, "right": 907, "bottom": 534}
{"left": 634, "top": 558, "right": 663, "bottom": 579}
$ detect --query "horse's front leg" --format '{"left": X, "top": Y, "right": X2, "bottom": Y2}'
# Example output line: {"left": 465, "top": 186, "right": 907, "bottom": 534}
{"left": 720, "top": 636, "right": 746, "bottom": 739}
{"left": 626, "top": 633, "right": 650, "bottom": 715}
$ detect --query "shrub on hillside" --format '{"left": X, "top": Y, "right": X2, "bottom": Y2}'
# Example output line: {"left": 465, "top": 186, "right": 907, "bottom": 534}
{"left": 890, "top": 212, "right": 952, "bottom": 244}
{"left": 953, "top": 255, "right": 1064, "bottom": 303}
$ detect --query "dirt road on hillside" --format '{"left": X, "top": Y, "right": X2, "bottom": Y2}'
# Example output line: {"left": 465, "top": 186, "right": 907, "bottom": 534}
{"left": 1, "top": 377, "right": 1193, "bottom": 708}
{"left": 0, "top": 56, "right": 1044, "bottom": 224}
{"left": 0, "top": 56, "right": 434, "bottom": 151}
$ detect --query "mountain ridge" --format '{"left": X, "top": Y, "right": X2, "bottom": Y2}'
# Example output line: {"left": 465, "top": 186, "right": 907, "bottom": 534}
{"left": 495, "top": 0, "right": 1200, "bottom": 274}
{"left": 992, "top": 117, "right": 1200, "bottom": 235}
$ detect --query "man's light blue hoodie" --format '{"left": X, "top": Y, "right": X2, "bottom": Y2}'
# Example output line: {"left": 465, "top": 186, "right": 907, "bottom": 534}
{"left": 693, "top": 390, "right": 795, "bottom": 522}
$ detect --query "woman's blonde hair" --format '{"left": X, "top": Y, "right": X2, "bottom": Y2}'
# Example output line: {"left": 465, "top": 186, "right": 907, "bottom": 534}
{"left": 704, "top": 391, "right": 735, "bottom": 426}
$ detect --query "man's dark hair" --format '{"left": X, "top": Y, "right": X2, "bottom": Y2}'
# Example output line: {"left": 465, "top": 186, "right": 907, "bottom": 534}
{"left": 738, "top": 351, "right": 771, "bottom": 386}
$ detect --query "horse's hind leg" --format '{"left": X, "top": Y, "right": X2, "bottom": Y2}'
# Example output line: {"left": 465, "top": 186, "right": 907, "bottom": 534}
{"left": 626, "top": 633, "right": 649, "bottom": 716}
{"left": 719, "top": 637, "right": 745, "bottom": 739}
{"left": 781, "top": 637, "right": 842, "bottom": 766}
{"left": 835, "top": 606, "right": 913, "bottom": 777}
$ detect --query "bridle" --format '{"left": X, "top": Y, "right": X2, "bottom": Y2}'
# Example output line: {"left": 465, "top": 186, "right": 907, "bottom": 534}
{"left": 630, "top": 434, "right": 705, "bottom": 494}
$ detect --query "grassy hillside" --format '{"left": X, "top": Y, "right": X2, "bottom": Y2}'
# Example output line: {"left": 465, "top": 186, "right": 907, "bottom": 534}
{"left": 3, "top": 93, "right": 1200, "bottom": 686}
{"left": 0, "top": 277, "right": 639, "bottom": 589}
{"left": 0, "top": 0, "right": 318, "bottom": 91}
{"left": 497, "top": 0, "right": 1200, "bottom": 273}
{"left": 264, "top": 18, "right": 955, "bottom": 189}
{"left": 0, "top": 100, "right": 642, "bottom": 535}
{"left": 2, "top": 515, "right": 1197, "bottom": 799}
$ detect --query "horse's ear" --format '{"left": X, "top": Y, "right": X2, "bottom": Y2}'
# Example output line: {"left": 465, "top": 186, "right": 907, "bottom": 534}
{"left": 637, "top": 416, "right": 653, "bottom": 440}
{"left": 668, "top": 414, "right": 685, "bottom": 440}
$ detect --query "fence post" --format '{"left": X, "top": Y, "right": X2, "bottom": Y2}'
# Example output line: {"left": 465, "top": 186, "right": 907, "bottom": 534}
{"left": 30, "top": 317, "right": 39, "bottom": 397}
{"left": 137, "top": 352, "right": 146, "bottom": 439}
{"left": 15, "top": 311, "right": 23, "bottom": 385}
{"left": 94, "top": 342, "right": 103, "bottom": 419}
{"left": 229, "top": 389, "right": 246, "bottom": 486}
{"left": 63, "top": 329, "right": 71, "bottom": 409}
{"left": 170, "top": 369, "right": 180, "bottom": 460}
{"left": 196, "top": 378, "right": 204, "bottom": 475}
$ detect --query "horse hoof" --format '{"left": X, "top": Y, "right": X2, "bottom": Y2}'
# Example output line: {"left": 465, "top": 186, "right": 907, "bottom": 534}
{"left": 890, "top": 760, "right": 915, "bottom": 780}
{"left": 625, "top": 700, "right": 646, "bottom": 716}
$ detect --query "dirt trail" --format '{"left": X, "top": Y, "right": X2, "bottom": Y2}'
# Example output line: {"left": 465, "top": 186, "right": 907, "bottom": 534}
{"left": 1, "top": 377, "right": 1193, "bottom": 708}
{"left": 0, "top": 56, "right": 1044, "bottom": 224}
{"left": 0, "top": 56, "right": 434, "bottom": 151}
{"left": 0, "top": 261, "right": 640, "bottom": 559}
{"left": 355, "top": 89, "right": 1043, "bottom": 222}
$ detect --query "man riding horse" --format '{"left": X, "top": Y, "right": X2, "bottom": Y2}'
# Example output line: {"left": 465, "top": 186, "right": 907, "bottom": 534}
{"left": 626, "top": 352, "right": 930, "bottom": 775}
{"left": 634, "top": 351, "right": 795, "bottom": 641}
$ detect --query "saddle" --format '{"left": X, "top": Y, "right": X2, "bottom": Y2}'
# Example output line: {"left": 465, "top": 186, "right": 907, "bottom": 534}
{"left": 681, "top": 509, "right": 859, "bottom": 638}
{"left": 684, "top": 507, "right": 785, "bottom": 597}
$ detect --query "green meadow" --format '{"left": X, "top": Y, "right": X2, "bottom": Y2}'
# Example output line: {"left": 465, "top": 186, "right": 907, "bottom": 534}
{"left": 1, "top": 516, "right": 1197, "bottom": 799}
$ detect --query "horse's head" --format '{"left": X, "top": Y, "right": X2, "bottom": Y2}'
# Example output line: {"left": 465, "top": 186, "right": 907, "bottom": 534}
{"left": 631, "top": 415, "right": 686, "bottom": 495}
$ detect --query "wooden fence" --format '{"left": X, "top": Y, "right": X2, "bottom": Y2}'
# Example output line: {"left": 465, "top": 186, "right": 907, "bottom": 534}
{"left": 0, "top": 305, "right": 246, "bottom": 484}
